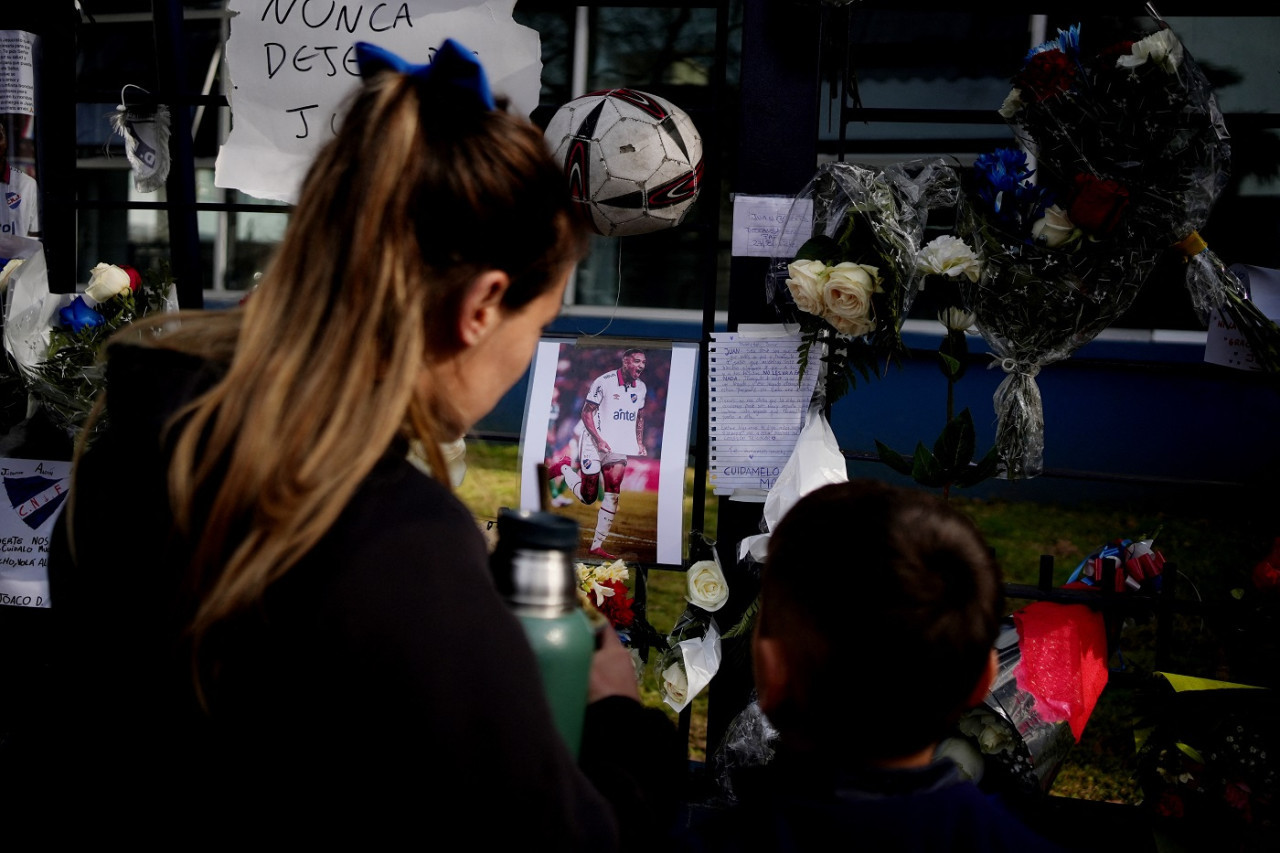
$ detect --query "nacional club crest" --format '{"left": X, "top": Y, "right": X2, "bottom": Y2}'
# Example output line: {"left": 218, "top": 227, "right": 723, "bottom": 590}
{"left": 4, "top": 473, "right": 70, "bottom": 530}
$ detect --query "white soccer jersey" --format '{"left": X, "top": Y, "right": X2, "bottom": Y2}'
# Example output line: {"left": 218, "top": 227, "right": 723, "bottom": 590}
{"left": 586, "top": 368, "right": 646, "bottom": 456}
{"left": 0, "top": 165, "right": 38, "bottom": 238}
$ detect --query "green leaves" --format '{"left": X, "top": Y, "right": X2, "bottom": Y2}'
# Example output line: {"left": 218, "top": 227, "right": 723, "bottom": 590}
{"left": 875, "top": 408, "right": 998, "bottom": 490}
{"left": 794, "top": 319, "right": 887, "bottom": 400}
{"left": 794, "top": 234, "right": 842, "bottom": 264}
{"left": 937, "top": 329, "right": 969, "bottom": 381}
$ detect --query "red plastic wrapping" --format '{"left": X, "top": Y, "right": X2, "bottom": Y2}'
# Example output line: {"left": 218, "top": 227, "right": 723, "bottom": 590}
{"left": 1013, "top": 602, "right": 1109, "bottom": 741}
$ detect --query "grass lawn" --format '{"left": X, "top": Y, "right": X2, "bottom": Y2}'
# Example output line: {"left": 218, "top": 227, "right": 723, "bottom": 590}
{"left": 455, "top": 439, "right": 1274, "bottom": 806}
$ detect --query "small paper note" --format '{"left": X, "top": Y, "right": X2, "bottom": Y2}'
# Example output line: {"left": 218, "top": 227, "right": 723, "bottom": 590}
{"left": 1205, "top": 265, "right": 1280, "bottom": 371}
{"left": 730, "top": 195, "right": 813, "bottom": 258}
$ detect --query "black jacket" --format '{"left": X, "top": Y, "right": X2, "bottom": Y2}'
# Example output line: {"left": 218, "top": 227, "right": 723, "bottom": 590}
{"left": 21, "top": 343, "right": 684, "bottom": 848}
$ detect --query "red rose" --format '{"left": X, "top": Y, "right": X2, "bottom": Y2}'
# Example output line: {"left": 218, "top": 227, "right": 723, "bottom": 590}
{"left": 1068, "top": 174, "right": 1130, "bottom": 235}
{"left": 1155, "top": 789, "right": 1185, "bottom": 819}
{"left": 118, "top": 264, "right": 143, "bottom": 291}
{"left": 1092, "top": 41, "right": 1136, "bottom": 73}
{"left": 1252, "top": 558, "right": 1280, "bottom": 592}
{"left": 1223, "top": 780, "right": 1253, "bottom": 822}
{"left": 1014, "top": 50, "right": 1078, "bottom": 101}
{"left": 594, "top": 579, "right": 635, "bottom": 629}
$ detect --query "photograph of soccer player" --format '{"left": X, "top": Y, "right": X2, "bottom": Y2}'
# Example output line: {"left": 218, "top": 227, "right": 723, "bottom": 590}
{"left": 0, "top": 119, "right": 40, "bottom": 239}
{"left": 522, "top": 337, "right": 695, "bottom": 566}
{"left": 547, "top": 347, "right": 650, "bottom": 560}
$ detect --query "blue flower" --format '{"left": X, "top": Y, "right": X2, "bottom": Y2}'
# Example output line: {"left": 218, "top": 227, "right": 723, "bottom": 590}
{"left": 1026, "top": 23, "right": 1081, "bottom": 61}
{"left": 974, "top": 148, "right": 1059, "bottom": 232}
{"left": 58, "top": 296, "right": 105, "bottom": 333}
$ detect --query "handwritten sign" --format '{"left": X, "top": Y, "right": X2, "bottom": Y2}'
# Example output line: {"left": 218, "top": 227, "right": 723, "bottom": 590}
{"left": 216, "top": 0, "right": 542, "bottom": 203}
{"left": 0, "top": 457, "right": 70, "bottom": 609}
{"left": 730, "top": 195, "right": 813, "bottom": 258}
{"left": 1204, "top": 265, "right": 1280, "bottom": 371}
{"left": 708, "top": 327, "right": 819, "bottom": 495}
{"left": 0, "top": 30, "right": 37, "bottom": 115}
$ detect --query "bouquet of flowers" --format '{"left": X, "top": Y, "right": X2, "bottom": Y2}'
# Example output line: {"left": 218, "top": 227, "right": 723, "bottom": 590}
{"left": 770, "top": 158, "right": 960, "bottom": 405}
{"left": 1134, "top": 672, "right": 1278, "bottom": 840}
{"left": 575, "top": 557, "right": 666, "bottom": 667}
{"left": 998, "top": 18, "right": 1280, "bottom": 372}
{"left": 0, "top": 244, "right": 33, "bottom": 435}
{"left": 938, "top": 616, "right": 1091, "bottom": 796}
{"left": 958, "top": 145, "right": 1161, "bottom": 479}
{"left": 874, "top": 234, "right": 999, "bottom": 494}
{"left": 654, "top": 556, "right": 729, "bottom": 712}
{"left": 4, "top": 255, "right": 178, "bottom": 444}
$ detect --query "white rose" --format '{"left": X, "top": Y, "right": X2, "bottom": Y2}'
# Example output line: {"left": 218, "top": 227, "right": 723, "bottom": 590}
{"left": 84, "top": 263, "right": 132, "bottom": 304}
{"left": 1030, "top": 205, "right": 1079, "bottom": 249}
{"left": 686, "top": 559, "right": 729, "bottom": 612}
{"left": 0, "top": 257, "right": 23, "bottom": 292}
{"left": 822, "top": 262, "right": 881, "bottom": 337}
{"left": 1116, "top": 29, "right": 1182, "bottom": 73}
{"left": 662, "top": 662, "right": 689, "bottom": 706}
{"left": 977, "top": 723, "right": 1015, "bottom": 755}
{"left": 916, "top": 235, "right": 982, "bottom": 283}
{"left": 784, "top": 259, "right": 829, "bottom": 318}
{"left": 938, "top": 307, "right": 976, "bottom": 332}
{"left": 997, "top": 87, "right": 1023, "bottom": 119}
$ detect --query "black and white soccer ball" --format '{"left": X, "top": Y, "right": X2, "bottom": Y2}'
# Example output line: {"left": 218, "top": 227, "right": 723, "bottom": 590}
{"left": 544, "top": 88, "right": 703, "bottom": 237}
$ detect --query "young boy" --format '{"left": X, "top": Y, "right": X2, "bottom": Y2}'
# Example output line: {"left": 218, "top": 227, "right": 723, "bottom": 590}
{"left": 682, "top": 479, "right": 1062, "bottom": 851}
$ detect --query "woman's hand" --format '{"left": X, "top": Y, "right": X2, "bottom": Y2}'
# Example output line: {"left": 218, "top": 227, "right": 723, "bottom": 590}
{"left": 587, "top": 623, "right": 641, "bottom": 703}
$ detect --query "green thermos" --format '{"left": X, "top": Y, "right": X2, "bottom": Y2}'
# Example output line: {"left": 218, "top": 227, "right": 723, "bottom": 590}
{"left": 491, "top": 508, "right": 594, "bottom": 758}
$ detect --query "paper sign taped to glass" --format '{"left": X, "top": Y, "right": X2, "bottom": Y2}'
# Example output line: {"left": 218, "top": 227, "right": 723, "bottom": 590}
{"left": 0, "top": 456, "right": 69, "bottom": 608}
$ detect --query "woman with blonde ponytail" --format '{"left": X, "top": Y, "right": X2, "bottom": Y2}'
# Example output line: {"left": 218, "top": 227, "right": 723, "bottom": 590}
{"left": 34, "top": 39, "right": 684, "bottom": 847}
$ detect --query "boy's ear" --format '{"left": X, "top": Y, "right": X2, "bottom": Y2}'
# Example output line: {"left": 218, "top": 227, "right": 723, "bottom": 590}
{"left": 456, "top": 270, "right": 511, "bottom": 346}
{"left": 752, "top": 635, "right": 789, "bottom": 716}
{"left": 966, "top": 648, "right": 999, "bottom": 707}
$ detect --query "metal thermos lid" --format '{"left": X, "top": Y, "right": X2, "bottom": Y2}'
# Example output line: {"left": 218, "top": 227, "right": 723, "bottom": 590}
{"left": 492, "top": 509, "right": 581, "bottom": 615}
{"left": 495, "top": 507, "right": 579, "bottom": 551}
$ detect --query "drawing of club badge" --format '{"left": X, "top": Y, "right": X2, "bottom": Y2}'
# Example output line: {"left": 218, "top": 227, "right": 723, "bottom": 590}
{"left": 5, "top": 473, "right": 70, "bottom": 531}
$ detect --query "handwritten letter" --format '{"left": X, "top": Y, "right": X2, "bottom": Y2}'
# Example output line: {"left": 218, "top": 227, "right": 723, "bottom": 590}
{"left": 708, "top": 328, "right": 818, "bottom": 495}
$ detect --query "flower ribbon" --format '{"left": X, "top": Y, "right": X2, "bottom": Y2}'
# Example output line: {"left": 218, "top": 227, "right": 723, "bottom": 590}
{"left": 354, "top": 38, "right": 495, "bottom": 111}
{"left": 59, "top": 296, "right": 106, "bottom": 333}
{"left": 1174, "top": 230, "right": 1208, "bottom": 258}
{"left": 993, "top": 357, "right": 1040, "bottom": 378}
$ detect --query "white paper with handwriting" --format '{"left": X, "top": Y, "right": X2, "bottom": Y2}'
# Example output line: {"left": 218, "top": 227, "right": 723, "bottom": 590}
{"left": 707, "top": 326, "right": 819, "bottom": 496}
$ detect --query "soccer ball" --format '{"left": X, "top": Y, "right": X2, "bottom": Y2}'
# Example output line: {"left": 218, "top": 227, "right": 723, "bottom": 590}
{"left": 544, "top": 88, "right": 703, "bottom": 237}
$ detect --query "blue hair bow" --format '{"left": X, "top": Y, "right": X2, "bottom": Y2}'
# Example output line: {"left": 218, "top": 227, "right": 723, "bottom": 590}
{"left": 354, "top": 38, "right": 495, "bottom": 111}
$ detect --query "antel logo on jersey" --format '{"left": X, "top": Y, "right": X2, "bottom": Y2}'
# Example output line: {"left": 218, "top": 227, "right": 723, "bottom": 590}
{"left": 612, "top": 410, "right": 636, "bottom": 421}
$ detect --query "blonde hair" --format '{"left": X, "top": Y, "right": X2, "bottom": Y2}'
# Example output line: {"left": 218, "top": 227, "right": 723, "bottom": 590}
{"left": 83, "top": 71, "right": 586, "bottom": 685}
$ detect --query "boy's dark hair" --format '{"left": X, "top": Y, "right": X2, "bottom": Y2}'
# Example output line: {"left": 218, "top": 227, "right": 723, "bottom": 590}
{"left": 759, "top": 479, "right": 1003, "bottom": 761}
